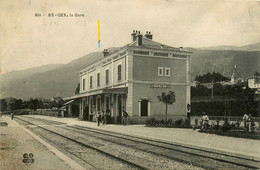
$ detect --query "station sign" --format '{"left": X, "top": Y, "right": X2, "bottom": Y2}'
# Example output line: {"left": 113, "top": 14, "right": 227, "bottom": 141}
{"left": 150, "top": 84, "right": 169, "bottom": 88}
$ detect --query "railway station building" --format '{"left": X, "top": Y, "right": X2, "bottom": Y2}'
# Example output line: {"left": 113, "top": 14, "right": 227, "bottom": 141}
{"left": 65, "top": 30, "right": 192, "bottom": 124}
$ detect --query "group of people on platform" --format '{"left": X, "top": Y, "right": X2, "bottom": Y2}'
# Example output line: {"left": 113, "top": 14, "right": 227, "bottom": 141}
{"left": 95, "top": 109, "right": 128, "bottom": 126}
{"left": 95, "top": 109, "right": 111, "bottom": 126}
{"left": 243, "top": 113, "right": 255, "bottom": 133}
{"left": 196, "top": 111, "right": 256, "bottom": 132}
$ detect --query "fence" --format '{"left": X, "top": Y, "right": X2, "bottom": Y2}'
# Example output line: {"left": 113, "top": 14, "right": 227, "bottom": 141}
{"left": 29, "top": 109, "right": 61, "bottom": 117}
{"left": 1, "top": 109, "right": 29, "bottom": 115}
{"left": 1, "top": 109, "right": 61, "bottom": 117}
{"left": 191, "top": 99, "right": 259, "bottom": 117}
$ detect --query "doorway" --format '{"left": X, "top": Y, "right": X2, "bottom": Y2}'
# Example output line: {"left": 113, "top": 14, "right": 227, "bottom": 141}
{"left": 140, "top": 99, "right": 148, "bottom": 116}
{"left": 83, "top": 105, "right": 89, "bottom": 120}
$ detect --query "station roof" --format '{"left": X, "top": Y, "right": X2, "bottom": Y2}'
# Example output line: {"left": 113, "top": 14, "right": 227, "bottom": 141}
{"left": 64, "top": 87, "right": 127, "bottom": 101}
{"left": 128, "top": 37, "right": 191, "bottom": 53}
{"left": 63, "top": 100, "right": 74, "bottom": 106}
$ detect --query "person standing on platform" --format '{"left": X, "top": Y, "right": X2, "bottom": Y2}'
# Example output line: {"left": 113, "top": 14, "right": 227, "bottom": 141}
{"left": 101, "top": 110, "right": 105, "bottom": 125}
{"left": 194, "top": 116, "right": 198, "bottom": 129}
{"left": 10, "top": 113, "right": 14, "bottom": 120}
{"left": 201, "top": 112, "right": 209, "bottom": 129}
{"left": 122, "top": 110, "right": 128, "bottom": 126}
{"left": 96, "top": 112, "right": 101, "bottom": 126}
{"left": 105, "top": 109, "right": 111, "bottom": 124}
{"left": 248, "top": 114, "right": 253, "bottom": 133}
{"left": 243, "top": 113, "right": 249, "bottom": 132}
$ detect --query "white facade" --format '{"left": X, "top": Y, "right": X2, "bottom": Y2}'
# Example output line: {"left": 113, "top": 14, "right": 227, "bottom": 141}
{"left": 248, "top": 78, "right": 260, "bottom": 89}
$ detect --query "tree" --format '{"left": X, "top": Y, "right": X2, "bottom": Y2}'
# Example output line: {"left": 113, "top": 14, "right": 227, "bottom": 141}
{"left": 232, "top": 85, "right": 257, "bottom": 116}
{"left": 14, "top": 99, "right": 23, "bottom": 110}
{"left": 157, "top": 91, "right": 176, "bottom": 121}
{"left": 56, "top": 99, "right": 64, "bottom": 108}
{"left": 191, "top": 84, "right": 211, "bottom": 96}
{"left": 0, "top": 99, "right": 7, "bottom": 112}
{"left": 195, "top": 72, "right": 230, "bottom": 83}
{"left": 28, "top": 98, "right": 39, "bottom": 110}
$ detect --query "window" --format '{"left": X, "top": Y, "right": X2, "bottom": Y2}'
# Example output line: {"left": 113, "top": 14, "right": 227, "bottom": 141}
{"left": 83, "top": 79, "right": 85, "bottom": 91}
{"left": 165, "top": 68, "right": 170, "bottom": 77}
{"left": 118, "top": 64, "right": 122, "bottom": 81}
{"left": 158, "top": 67, "right": 163, "bottom": 76}
{"left": 106, "top": 69, "right": 109, "bottom": 84}
{"left": 90, "top": 76, "right": 93, "bottom": 89}
{"left": 97, "top": 73, "right": 100, "bottom": 87}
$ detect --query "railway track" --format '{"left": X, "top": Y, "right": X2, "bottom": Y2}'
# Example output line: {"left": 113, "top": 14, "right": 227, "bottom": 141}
{"left": 16, "top": 116, "right": 260, "bottom": 169}
{"left": 15, "top": 116, "right": 65, "bottom": 125}
{"left": 64, "top": 125, "right": 260, "bottom": 169}
{"left": 15, "top": 117, "right": 149, "bottom": 169}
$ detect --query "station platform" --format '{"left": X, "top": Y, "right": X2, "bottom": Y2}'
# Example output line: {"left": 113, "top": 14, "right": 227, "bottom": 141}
{"left": 0, "top": 116, "right": 72, "bottom": 170}
{"left": 17, "top": 115, "right": 260, "bottom": 160}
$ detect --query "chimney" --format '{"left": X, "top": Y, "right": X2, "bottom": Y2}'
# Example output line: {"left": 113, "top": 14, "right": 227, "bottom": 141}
{"left": 144, "top": 31, "right": 153, "bottom": 40}
{"left": 103, "top": 49, "right": 109, "bottom": 57}
{"left": 136, "top": 31, "right": 143, "bottom": 46}
{"left": 131, "top": 30, "right": 137, "bottom": 42}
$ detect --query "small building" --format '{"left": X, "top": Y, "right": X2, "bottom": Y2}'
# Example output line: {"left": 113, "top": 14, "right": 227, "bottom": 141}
{"left": 248, "top": 74, "right": 260, "bottom": 90}
{"left": 60, "top": 100, "right": 79, "bottom": 117}
{"left": 65, "top": 30, "right": 192, "bottom": 124}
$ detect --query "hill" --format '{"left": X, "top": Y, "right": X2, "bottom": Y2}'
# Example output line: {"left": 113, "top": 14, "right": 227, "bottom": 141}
{"left": 0, "top": 64, "right": 62, "bottom": 97}
{"left": 190, "top": 49, "right": 260, "bottom": 80}
{"left": 199, "top": 42, "right": 260, "bottom": 51}
{"left": 0, "top": 64, "right": 63, "bottom": 83}
{"left": 0, "top": 47, "right": 259, "bottom": 100}
{"left": 0, "top": 52, "right": 103, "bottom": 100}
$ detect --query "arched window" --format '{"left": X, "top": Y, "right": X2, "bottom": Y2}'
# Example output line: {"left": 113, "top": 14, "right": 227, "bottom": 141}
{"left": 83, "top": 79, "right": 85, "bottom": 91}
{"left": 118, "top": 64, "right": 122, "bottom": 81}
{"left": 97, "top": 73, "right": 100, "bottom": 87}
{"left": 90, "top": 76, "right": 93, "bottom": 89}
{"left": 106, "top": 69, "right": 109, "bottom": 84}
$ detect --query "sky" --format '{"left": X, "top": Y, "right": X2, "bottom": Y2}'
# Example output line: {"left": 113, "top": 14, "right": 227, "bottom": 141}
{"left": 0, "top": 0, "right": 259, "bottom": 73}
